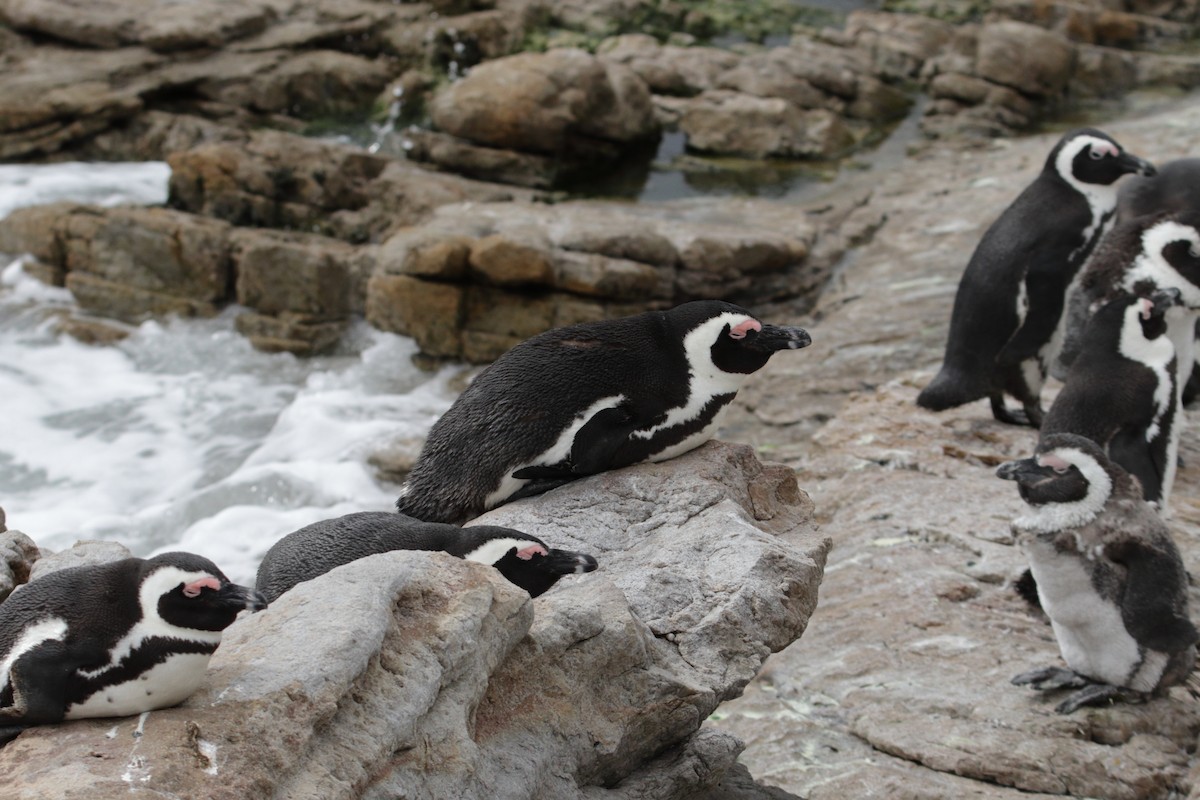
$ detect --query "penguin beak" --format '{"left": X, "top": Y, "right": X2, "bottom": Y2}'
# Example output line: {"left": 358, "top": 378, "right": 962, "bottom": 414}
{"left": 542, "top": 549, "right": 599, "bottom": 575}
{"left": 1117, "top": 152, "right": 1156, "bottom": 177}
{"left": 996, "top": 457, "right": 1046, "bottom": 485}
{"left": 743, "top": 324, "right": 812, "bottom": 353}
{"left": 217, "top": 583, "right": 269, "bottom": 613}
{"left": 1151, "top": 287, "right": 1183, "bottom": 315}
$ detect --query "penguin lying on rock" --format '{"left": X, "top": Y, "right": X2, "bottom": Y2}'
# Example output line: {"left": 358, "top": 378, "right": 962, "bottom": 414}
{"left": 997, "top": 434, "right": 1198, "bottom": 714}
{"left": 0, "top": 552, "right": 265, "bottom": 743}
{"left": 1040, "top": 288, "right": 1182, "bottom": 507}
{"left": 918, "top": 128, "right": 1155, "bottom": 427}
{"left": 255, "top": 511, "right": 598, "bottom": 603}
{"left": 396, "top": 300, "right": 812, "bottom": 524}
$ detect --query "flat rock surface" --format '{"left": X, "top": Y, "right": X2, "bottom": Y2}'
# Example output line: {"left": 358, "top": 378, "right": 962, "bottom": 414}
{"left": 709, "top": 95, "right": 1200, "bottom": 798}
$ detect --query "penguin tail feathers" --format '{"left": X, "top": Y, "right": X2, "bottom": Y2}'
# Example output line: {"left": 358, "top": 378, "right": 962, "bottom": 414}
{"left": 916, "top": 366, "right": 988, "bottom": 411}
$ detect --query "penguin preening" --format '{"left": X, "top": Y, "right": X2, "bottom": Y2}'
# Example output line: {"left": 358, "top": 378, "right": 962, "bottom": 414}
{"left": 255, "top": 511, "right": 598, "bottom": 603}
{"left": 1040, "top": 288, "right": 1182, "bottom": 507}
{"left": 918, "top": 129, "right": 1155, "bottom": 427}
{"left": 0, "top": 552, "right": 265, "bottom": 742}
{"left": 396, "top": 300, "right": 812, "bottom": 525}
{"left": 997, "top": 434, "right": 1198, "bottom": 714}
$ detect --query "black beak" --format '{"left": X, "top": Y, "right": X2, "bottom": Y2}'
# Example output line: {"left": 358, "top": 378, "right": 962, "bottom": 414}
{"left": 744, "top": 324, "right": 812, "bottom": 353}
{"left": 1150, "top": 287, "right": 1183, "bottom": 315}
{"left": 217, "top": 582, "right": 269, "bottom": 612}
{"left": 1118, "top": 152, "right": 1156, "bottom": 178}
{"left": 996, "top": 457, "right": 1045, "bottom": 484}
{"left": 543, "top": 549, "right": 599, "bottom": 575}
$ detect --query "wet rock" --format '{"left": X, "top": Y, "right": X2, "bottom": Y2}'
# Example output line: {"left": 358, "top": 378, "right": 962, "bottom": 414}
{"left": 0, "top": 442, "right": 827, "bottom": 800}
{"left": 414, "top": 48, "right": 661, "bottom": 188}
{"left": 232, "top": 228, "right": 357, "bottom": 320}
{"left": 234, "top": 311, "right": 347, "bottom": 357}
{"left": 678, "top": 91, "right": 856, "bottom": 159}
{"left": 599, "top": 34, "right": 740, "bottom": 97}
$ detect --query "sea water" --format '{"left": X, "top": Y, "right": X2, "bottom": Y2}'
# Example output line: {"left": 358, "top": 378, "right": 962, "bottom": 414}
{"left": 0, "top": 163, "right": 460, "bottom": 584}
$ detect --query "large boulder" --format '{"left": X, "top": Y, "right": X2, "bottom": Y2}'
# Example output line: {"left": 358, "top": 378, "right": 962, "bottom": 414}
{"left": 412, "top": 48, "right": 661, "bottom": 188}
{"left": 0, "top": 441, "right": 829, "bottom": 799}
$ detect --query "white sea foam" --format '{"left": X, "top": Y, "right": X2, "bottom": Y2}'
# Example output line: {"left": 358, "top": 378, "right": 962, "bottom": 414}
{"left": 0, "top": 163, "right": 460, "bottom": 584}
{"left": 0, "top": 162, "right": 170, "bottom": 219}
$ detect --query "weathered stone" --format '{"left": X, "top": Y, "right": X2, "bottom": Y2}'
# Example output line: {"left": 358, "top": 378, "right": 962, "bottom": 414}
{"left": 0, "top": 442, "right": 826, "bottom": 800}
{"left": 56, "top": 314, "right": 135, "bottom": 345}
{"left": 0, "top": 201, "right": 81, "bottom": 264}
{"left": 402, "top": 128, "right": 563, "bottom": 190}
{"left": 0, "top": 527, "right": 39, "bottom": 604}
{"left": 460, "top": 284, "right": 556, "bottom": 361}
{"left": 679, "top": 91, "right": 856, "bottom": 159}
{"left": 65, "top": 272, "right": 220, "bottom": 322}
{"left": 599, "top": 35, "right": 739, "bottom": 97}
{"left": 0, "top": 0, "right": 274, "bottom": 50}
{"left": 975, "top": 21, "right": 1077, "bottom": 97}
{"left": 28, "top": 539, "right": 132, "bottom": 581}
{"left": 469, "top": 235, "right": 556, "bottom": 287}
{"left": 232, "top": 229, "right": 355, "bottom": 319}
{"left": 551, "top": 250, "right": 672, "bottom": 300}
{"left": 233, "top": 311, "right": 347, "bottom": 356}
{"left": 366, "top": 273, "right": 464, "bottom": 358}
{"left": 843, "top": 11, "right": 957, "bottom": 80}
{"left": 377, "top": 230, "right": 475, "bottom": 280}
{"left": 427, "top": 48, "right": 659, "bottom": 156}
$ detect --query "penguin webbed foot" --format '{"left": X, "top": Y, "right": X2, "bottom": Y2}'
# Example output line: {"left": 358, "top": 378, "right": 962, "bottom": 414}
{"left": 506, "top": 477, "right": 577, "bottom": 503}
{"left": 1012, "top": 665, "right": 1089, "bottom": 691}
{"left": 1012, "top": 667, "right": 1140, "bottom": 713}
{"left": 989, "top": 396, "right": 1042, "bottom": 428}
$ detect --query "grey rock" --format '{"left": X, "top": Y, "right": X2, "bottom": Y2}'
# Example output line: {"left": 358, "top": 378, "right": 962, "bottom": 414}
{"left": 0, "top": 528, "right": 39, "bottom": 604}
{"left": 28, "top": 539, "right": 132, "bottom": 581}
{"left": 0, "top": 441, "right": 827, "bottom": 800}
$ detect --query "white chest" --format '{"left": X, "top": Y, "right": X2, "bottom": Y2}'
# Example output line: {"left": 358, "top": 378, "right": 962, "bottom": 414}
{"left": 65, "top": 651, "right": 214, "bottom": 719}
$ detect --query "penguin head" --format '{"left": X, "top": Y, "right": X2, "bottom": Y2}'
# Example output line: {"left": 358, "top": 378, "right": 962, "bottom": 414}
{"left": 1134, "top": 287, "right": 1183, "bottom": 340}
{"left": 144, "top": 552, "right": 268, "bottom": 633}
{"left": 1050, "top": 128, "right": 1155, "bottom": 189}
{"left": 1120, "top": 214, "right": 1200, "bottom": 307}
{"left": 668, "top": 301, "right": 812, "bottom": 377}
{"left": 461, "top": 526, "right": 598, "bottom": 598}
{"left": 996, "top": 434, "right": 1133, "bottom": 533}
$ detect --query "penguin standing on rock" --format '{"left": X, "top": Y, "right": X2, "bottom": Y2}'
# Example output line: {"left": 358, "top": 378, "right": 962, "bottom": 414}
{"left": 997, "top": 434, "right": 1198, "bottom": 714}
{"left": 918, "top": 129, "right": 1155, "bottom": 427}
{"left": 396, "top": 300, "right": 812, "bottom": 524}
{"left": 0, "top": 552, "right": 266, "bottom": 743}
{"left": 1040, "top": 288, "right": 1182, "bottom": 506}
{"left": 256, "top": 511, "right": 598, "bottom": 603}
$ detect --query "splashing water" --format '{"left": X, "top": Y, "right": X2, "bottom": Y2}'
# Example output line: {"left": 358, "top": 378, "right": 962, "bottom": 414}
{"left": 0, "top": 164, "right": 458, "bottom": 584}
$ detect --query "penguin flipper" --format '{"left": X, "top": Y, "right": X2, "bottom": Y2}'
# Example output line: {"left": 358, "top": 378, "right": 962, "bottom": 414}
{"left": 1107, "top": 432, "right": 1163, "bottom": 503}
{"left": 1104, "top": 536, "right": 1200, "bottom": 652}
{"left": 506, "top": 477, "right": 577, "bottom": 502}
{"left": 996, "top": 274, "right": 1067, "bottom": 368}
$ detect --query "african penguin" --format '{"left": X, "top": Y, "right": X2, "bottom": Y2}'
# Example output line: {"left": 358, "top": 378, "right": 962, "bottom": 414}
{"left": 395, "top": 300, "right": 812, "bottom": 524}
{"left": 255, "top": 511, "right": 598, "bottom": 603}
{"left": 997, "top": 434, "right": 1198, "bottom": 714}
{"left": 918, "top": 128, "right": 1155, "bottom": 427}
{"left": 1040, "top": 288, "right": 1182, "bottom": 507}
{"left": 0, "top": 552, "right": 265, "bottom": 742}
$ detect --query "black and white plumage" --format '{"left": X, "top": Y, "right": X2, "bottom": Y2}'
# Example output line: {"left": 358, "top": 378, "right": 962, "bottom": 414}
{"left": 997, "top": 434, "right": 1198, "bottom": 713}
{"left": 255, "top": 511, "right": 598, "bottom": 603}
{"left": 1040, "top": 289, "right": 1182, "bottom": 506}
{"left": 396, "top": 300, "right": 812, "bottom": 524}
{"left": 1079, "top": 211, "right": 1200, "bottom": 401}
{"left": 918, "top": 128, "right": 1155, "bottom": 427}
{"left": 0, "top": 552, "right": 265, "bottom": 741}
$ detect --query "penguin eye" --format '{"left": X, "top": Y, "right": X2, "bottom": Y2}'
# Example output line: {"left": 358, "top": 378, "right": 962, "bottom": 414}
{"left": 1088, "top": 148, "right": 1104, "bottom": 160}
{"left": 1052, "top": 465, "right": 1070, "bottom": 474}
{"left": 1190, "top": 244, "right": 1200, "bottom": 259}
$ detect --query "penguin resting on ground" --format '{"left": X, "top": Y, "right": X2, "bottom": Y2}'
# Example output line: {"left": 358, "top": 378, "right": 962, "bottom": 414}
{"left": 0, "top": 552, "right": 265, "bottom": 743}
{"left": 255, "top": 511, "right": 598, "bottom": 603}
{"left": 396, "top": 300, "right": 812, "bottom": 524}
{"left": 1040, "top": 288, "right": 1182, "bottom": 507}
{"left": 996, "top": 434, "right": 1198, "bottom": 714}
{"left": 918, "top": 128, "right": 1155, "bottom": 427}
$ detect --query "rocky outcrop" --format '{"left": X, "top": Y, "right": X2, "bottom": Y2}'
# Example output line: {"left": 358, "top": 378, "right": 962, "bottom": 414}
{"left": 0, "top": 441, "right": 829, "bottom": 800}
{"left": 406, "top": 49, "right": 662, "bottom": 189}
{"left": 0, "top": 508, "right": 39, "bottom": 605}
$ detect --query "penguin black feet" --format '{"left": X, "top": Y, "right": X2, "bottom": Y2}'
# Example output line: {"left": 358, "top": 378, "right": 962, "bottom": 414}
{"left": 1012, "top": 666, "right": 1136, "bottom": 713}
{"left": 989, "top": 395, "right": 1044, "bottom": 428}
{"left": 0, "top": 725, "right": 27, "bottom": 747}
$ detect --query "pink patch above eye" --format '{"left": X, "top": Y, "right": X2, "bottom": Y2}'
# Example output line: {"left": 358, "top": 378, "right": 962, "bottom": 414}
{"left": 182, "top": 577, "right": 221, "bottom": 598}
{"left": 1038, "top": 454, "right": 1070, "bottom": 471}
{"left": 1095, "top": 144, "right": 1118, "bottom": 157}
{"left": 1140, "top": 298, "right": 1153, "bottom": 320}
{"left": 729, "top": 319, "right": 762, "bottom": 340}
{"left": 515, "top": 545, "right": 549, "bottom": 561}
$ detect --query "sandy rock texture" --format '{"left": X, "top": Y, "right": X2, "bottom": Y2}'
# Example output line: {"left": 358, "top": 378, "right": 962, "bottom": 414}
{"left": 708, "top": 94, "right": 1200, "bottom": 799}
{"left": 0, "top": 442, "right": 829, "bottom": 800}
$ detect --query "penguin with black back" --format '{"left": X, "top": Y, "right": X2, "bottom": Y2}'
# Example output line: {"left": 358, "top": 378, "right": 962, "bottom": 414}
{"left": 0, "top": 552, "right": 266, "bottom": 743}
{"left": 256, "top": 511, "right": 598, "bottom": 603}
{"left": 1040, "top": 288, "right": 1182, "bottom": 506}
{"left": 996, "top": 434, "right": 1198, "bottom": 713}
{"left": 918, "top": 129, "right": 1155, "bottom": 427}
{"left": 396, "top": 300, "right": 812, "bottom": 524}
